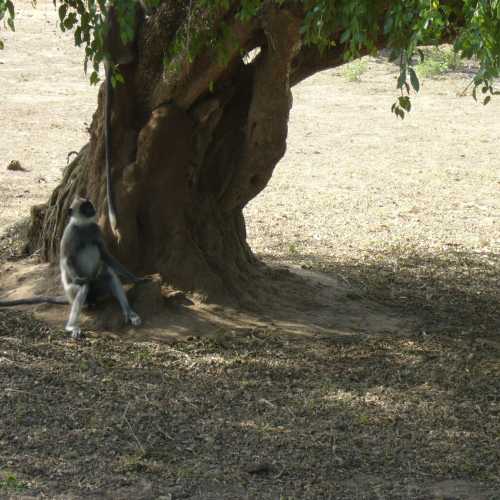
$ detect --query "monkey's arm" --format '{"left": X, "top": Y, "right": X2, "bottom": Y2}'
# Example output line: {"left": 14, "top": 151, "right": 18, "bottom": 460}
{"left": 60, "top": 226, "right": 91, "bottom": 284}
{"left": 62, "top": 256, "right": 90, "bottom": 285}
{"left": 98, "top": 243, "right": 147, "bottom": 284}
{"left": 106, "top": 255, "right": 147, "bottom": 284}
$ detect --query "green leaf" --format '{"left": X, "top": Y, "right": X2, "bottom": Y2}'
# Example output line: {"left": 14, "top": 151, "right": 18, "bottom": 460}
{"left": 0, "top": 40, "right": 4, "bottom": 50}
{"left": 340, "top": 29, "right": 351, "bottom": 44}
{"left": 74, "top": 27, "right": 82, "bottom": 45}
{"left": 58, "top": 4, "right": 68, "bottom": 23}
{"left": 63, "top": 12, "right": 77, "bottom": 30}
{"left": 483, "top": 95, "right": 491, "bottom": 105}
{"left": 388, "top": 49, "right": 400, "bottom": 63}
{"left": 114, "top": 71, "right": 125, "bottom": 85}
{"left": 409, "top": 67, "right": 420, "bottom": 92}
{"left": 6, "top": 0, "right": 14, "bottom": 19}
{"left": 383, "top": 16, "right": 393, "bottom": 34}
{"left": 398, "top": 96, "right": 411, "bottom": 112}
{"left": 90, "top": 71, "right": 99, "bottom": 85}
{"left": 397, "top": 70, "right": 406, "bottom": 89}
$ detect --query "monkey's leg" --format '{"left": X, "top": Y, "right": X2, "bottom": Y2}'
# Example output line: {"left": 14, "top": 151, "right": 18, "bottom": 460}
{"left": 64, "top": 282, "right": 79, "bottom": 302}
{"left": 65, "top": 284, "right": 89, "bottom": 339}
{"left": 107, "top": 269, "right": 142, "bottom": 326}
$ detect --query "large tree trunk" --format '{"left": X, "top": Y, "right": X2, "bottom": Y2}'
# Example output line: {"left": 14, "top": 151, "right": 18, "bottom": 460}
{"left": 29, "top": 3, "right": 345, "bottom": 302}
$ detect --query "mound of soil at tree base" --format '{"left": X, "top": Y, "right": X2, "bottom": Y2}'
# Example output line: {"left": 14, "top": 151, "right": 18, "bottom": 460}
{"left": 0, "top": 257, "right": 413, "bottom": 343}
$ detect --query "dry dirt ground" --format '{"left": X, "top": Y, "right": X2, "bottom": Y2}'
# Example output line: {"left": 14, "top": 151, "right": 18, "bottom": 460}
{"left": 0, "top": 1, "right": 499, "bottom": 499}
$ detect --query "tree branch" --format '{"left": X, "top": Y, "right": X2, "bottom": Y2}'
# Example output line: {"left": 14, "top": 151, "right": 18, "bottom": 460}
{"left": 149, "top": 10, "right": 259, "bottom": 110}
{"left": 220, "top": 8, "right": 302, "bottom": 211}
{"left": 290, "top": 43, "right": 347, "bottom": 87}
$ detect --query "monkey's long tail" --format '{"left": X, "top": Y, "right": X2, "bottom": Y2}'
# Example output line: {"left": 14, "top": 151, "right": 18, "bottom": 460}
{"left": 0, "top": 296, "right": 69, "bottom": 307}
{"left": 104, "top": 62, "right": 120, "bottom": 240}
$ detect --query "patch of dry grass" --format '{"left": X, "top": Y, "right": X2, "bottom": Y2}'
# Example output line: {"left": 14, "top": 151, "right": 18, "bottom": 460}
{"left": 0, "top": 218, "right": 30, "bottom": 261}
{"left": 1, "top": 309, "right": 499, "bottom": 498}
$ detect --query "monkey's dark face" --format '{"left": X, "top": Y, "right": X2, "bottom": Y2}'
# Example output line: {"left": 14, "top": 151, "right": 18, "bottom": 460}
{"left": 79, "top": 200, "right": 97, "bottom": 218}
{"left": 69, "top": 198, "right": 97, "bottom": 222}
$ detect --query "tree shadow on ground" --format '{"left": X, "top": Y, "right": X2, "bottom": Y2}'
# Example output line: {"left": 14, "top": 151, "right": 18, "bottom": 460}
{"left": 1, "top": 240, "right": 498, "bottom": 499}
{"left": 1, "top": 241, "right": 498, "bottom": 353}
{"left": 259, "top": 245, "right": 499, "bottom": 340}
{"left": 0, "top": 253, "right": 412, "bottom": 345}
{"left": 1, "top": 307, "right": 499, "bottom": 499}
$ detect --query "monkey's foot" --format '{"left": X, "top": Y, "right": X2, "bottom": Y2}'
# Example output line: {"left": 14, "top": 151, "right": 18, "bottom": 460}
{"left": 127, "top": 311, "right": 142, "bottom": 327}
{"left": 66, "top": 324, "right": 83, "bottom": 339}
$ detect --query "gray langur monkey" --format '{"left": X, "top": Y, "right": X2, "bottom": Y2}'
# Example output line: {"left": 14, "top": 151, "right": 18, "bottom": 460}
{"left": 0, "top": 198, "right": 144, "bottom": 340}
{"left": 60, "top": 197, "right": 143, "bottom": 338}
{"left": 103, "top": 0, "right": 146, "bottom": 241}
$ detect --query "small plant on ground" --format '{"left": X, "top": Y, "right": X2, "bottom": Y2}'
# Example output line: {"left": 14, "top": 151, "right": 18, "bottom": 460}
{"left": 288, "top": 242, "right": 299, "bottom": 255}
{"left": 416, "top": 47, "right": 463, "bottom": 78}
{"left": 341, "top": 59, "right": 369, "bottom": 82}
{"left": 0, "top": 473, "right": 28, "bottom": 492}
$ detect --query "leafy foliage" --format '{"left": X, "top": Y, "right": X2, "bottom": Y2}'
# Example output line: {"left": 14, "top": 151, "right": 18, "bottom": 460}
{"left": 55, "top": 0, "right": 160, "bottom": 84}
{"left": 456, "top": 0, "right": 500, "bottom": 104}
{"left": 0, "top": 0, "right": 15, "bottom": 49}
{"left": 1, "top": 1, "right": 500, "bottom": 114}
{"left": 416, "top": 46, "right": 462, "bottom": 78}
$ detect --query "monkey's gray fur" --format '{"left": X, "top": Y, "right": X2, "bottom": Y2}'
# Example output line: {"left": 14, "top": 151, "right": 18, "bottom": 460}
{"left": 60, "top": 197, "right": 143, "bottom": 339}
{"left": 0, "top": 198, "right": 144, "bottom": 339}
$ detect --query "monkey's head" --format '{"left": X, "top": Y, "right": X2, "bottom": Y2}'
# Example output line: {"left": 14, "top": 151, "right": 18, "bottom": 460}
{"left": 69, "top": 197, "right": 97, "bottom": 225}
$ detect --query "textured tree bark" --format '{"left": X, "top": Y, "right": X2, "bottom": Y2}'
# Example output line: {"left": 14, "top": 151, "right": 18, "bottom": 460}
{"left": 28, "top": 3, "right": 353, "bottom": 301}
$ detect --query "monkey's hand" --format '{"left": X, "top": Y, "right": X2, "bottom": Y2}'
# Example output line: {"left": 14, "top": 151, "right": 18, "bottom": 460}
{"left": 74, "top": 277, "right": 89, "bottom": 286}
